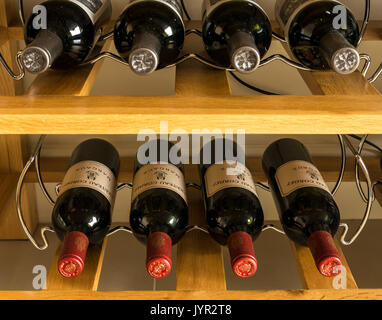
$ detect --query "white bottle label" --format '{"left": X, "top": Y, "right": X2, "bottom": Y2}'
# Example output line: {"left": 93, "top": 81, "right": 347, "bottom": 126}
{"left": 204, "top": 161, "right": 258, "bottom": 198}
{"left": 59, "top": 160, "right": 117, "bottom": 205}
{"left": 275, "top": 0, "right": 311, "bottom": 30}
{"left": 275, "top": 160, "right": 330, "bottom": 197}
{"left": 128, "top": 0, "right": 182, "bottom": 20}
{"left": 76, "top": 0, "right": 104, "bottom": 13}
{"left": 132, "top": 163, "right": 187, "bottom": 203}
{"left": 69, "top": 0, "right": 109, "bottom": 24}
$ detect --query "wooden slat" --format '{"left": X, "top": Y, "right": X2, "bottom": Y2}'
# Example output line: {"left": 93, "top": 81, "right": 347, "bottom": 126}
{"left": 0, "top": 40, "right": 18, "bottom": 96}
{"left": 176, "top": 165, "right": 226, "bottom": 290}
{"left": 300, "top": 71, "right": 380, "bottom": 95}
{"left": 0, "top": 95, "right": 382, "bottom": 134}
{"left": 362, "top": 21, "right": 382, "bottom": 41}
{"left": 176, "top": 21, "right": 230, "bottom": 96}
{"left": 26, "top": 39, "right": 113, "bottom": 96}
{"left": 374, "top": 183, "right": 382, "bottom": 208}
{"left": 0, "top": 289, "right": 381, "bottom": 300}
{"left": 21, "top": 156, "right": 382, "bottom": 184}
{"left": 0, "top": 174, "right": 31, "bottom": 239}
{"left": 0, "top": 1, "right": 23, "bottom": 96}
{"left": 0, "top": 174, "right": 14, "bottom": 210}
{"left": 281, "top": 45, "right": 380, "bottom": 96}
{"left": 290, "top": 241, "right": 357, "bottom": 290}
{"left": 46, "top": 240, "right": 108, "bottom": 291}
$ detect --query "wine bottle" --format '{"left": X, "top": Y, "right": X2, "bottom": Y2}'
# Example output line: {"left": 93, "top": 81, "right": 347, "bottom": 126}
{"left": 23, "top": 0, "right": 112, "bottom": 74}
{"left": 52, "top": 138, "right": 120, "bottom": 278}
{"left": 262, "top": 138, "right": 342, "bottom": 277}
{"left": 202, "top": 0, "right": 272, "bottom": 73}
{"left": 200, "top": 138, "right": 264, "bottom": 278}
{"left": 275, "top": 0, "right": 360, "bottom": 74}
{"left": 114, "top": 0, "right": 185, "bottom": 75}
{"left": 130, "top": 139, "right": 188, "bottom": 278}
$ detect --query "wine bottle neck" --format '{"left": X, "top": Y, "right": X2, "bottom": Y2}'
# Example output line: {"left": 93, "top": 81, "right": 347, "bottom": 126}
{"left": 129, "top": 30, "right": 161, "bottom": 75}
{"left": 227, "top": 231, "right": 257, "bottom": 278}
{"left": 146, "top": 232, "right": 172, "bottom": 278}
{"left": 319, "top": 30, "right": 360, "bottom": 75}
{"left": 307, "top": 230, "right": 342, "bottom": 277}
{"left": 21, "top": 30, "right": 63, "bottom": 74}
{"left": 58, "top": 231, "right": 89, "bottom": 278}
{"left": 227, "top": 31, "right": 260, "bottom": 74}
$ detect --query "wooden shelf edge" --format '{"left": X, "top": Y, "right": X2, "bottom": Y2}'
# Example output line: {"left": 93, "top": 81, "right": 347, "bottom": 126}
{"left": 0, "top": 289, "right": 380, "bottom": 300}
{"left": 0, "top": 95, "right": 382, "bottom": 134}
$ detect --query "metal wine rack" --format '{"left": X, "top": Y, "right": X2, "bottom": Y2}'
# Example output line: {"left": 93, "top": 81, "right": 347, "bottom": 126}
{"left": 0, "top": 0, "right": 382, "bottom": 300}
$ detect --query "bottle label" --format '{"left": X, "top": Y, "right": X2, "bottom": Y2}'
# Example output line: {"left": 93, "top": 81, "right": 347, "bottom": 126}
{"left": 76, "top": 0, "right": 103, "bottom": 13}
{"left": 204, "top": 161, "right": 258, "bottom": 198}
{"left": 161, "top": 0, "right": 182, "bottom": 18}
{"left": 132, "top": 163, "right": 187, "bottom": 203}
{"left": 59, "top": 160, "right": 117, "bottom": 204}
{"left": 69, "top": 0, "right": 109, "bottom": 24}
{"left": 128, "top": 0, "right": 182, "bottom": 21}
{"left": 203, "top": 0, "right": 256, "bottom": 20}
{"left": 275, "top": 0, "right": 311, "bottom": 30}
{"left": 275, "top": 160, "right": 330, "bottom": 197}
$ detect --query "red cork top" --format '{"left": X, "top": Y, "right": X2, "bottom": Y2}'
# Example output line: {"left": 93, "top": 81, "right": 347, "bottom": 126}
{"left": 227, "top": 231, "right": 257, "bottom": 278}
{"left": 146, "top": 232, "right": 172, "bottom": 279}
{"left": 308, "top": 230, "right": 342, "bottom": 277}
{"left": 58, "top": 231, "right": 89, "bottom": 278}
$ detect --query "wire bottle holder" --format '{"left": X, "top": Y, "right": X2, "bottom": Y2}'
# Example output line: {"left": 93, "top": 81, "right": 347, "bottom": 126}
{"left": 17, "top": 134, "right": 375, "bottom": 250}
{"left": 0, "top": 0, "right": 375, "bottom": 82}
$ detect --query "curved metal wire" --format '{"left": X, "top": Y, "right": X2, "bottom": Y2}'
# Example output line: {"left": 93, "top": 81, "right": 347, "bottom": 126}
{"left": 262, "top": 224, "right": 285, "bottom": 235}
{"left": 18, "top": 0, "right": 25, "bottom": 26}
{"left": 185, "top": 225, "right": 209, "bottom": 234}
{"left": 98, "top": 31, "right": 114, "bottom": 42}
{"left": 117, "top": 183, "right": 133, "bottom": 191}
{"left": 338, "top": 135, "right": 374, "bottom": 246}
{"left": 186, "top": 182, "right": 201, "bottom": 190}
{"left": 359, "top": 54, "right": 371, "bottom": 78}
{"left": 255, "top": 182, "right": 270, "bottom": 192}
{"left": 357, "top": 0, "right": 370, "bottom": 47}
{"left": 0, "top": 51, "right": 25, "bottom": 80}
{"left": 331, "top": 134, "right": 346, "bottom": 196}
{"left": 185, "top": 29, "right": 202, "bottom": 37}
{"left": 369, "top": 63, "right": 382, "bottom": 84}
{"left": 272, "top": 32, "right": 286, "bottom": 43}
{"left": 259, "top": 54, "right": 310, "bottom": 71}
{"left": 106, "top": 225, "right": 133, "bottom": 237}
{"left": 352, "top": 135, "right": 376, "bottom": 203}
{"left": 16, "top": 135, "right": 55, "bottom": 250}
{"left": 35, "top": 142, "right": 55, "bottom": 206}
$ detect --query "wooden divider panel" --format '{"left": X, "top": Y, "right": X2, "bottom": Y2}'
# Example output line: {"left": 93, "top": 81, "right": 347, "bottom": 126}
{"left": 290, "top": 242, "right": 357, "bottom": 290}
{"left": 176, "top": 165, "right": 226, "bottom": 290}
{"left": 176, "top": 22, "right": 230, "bottom": 96}
{"left": 0, "top": 136, "right": 38, "bottom": 239}
{"left": 26, "top": 39, "right": 113, "bottom": 96}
